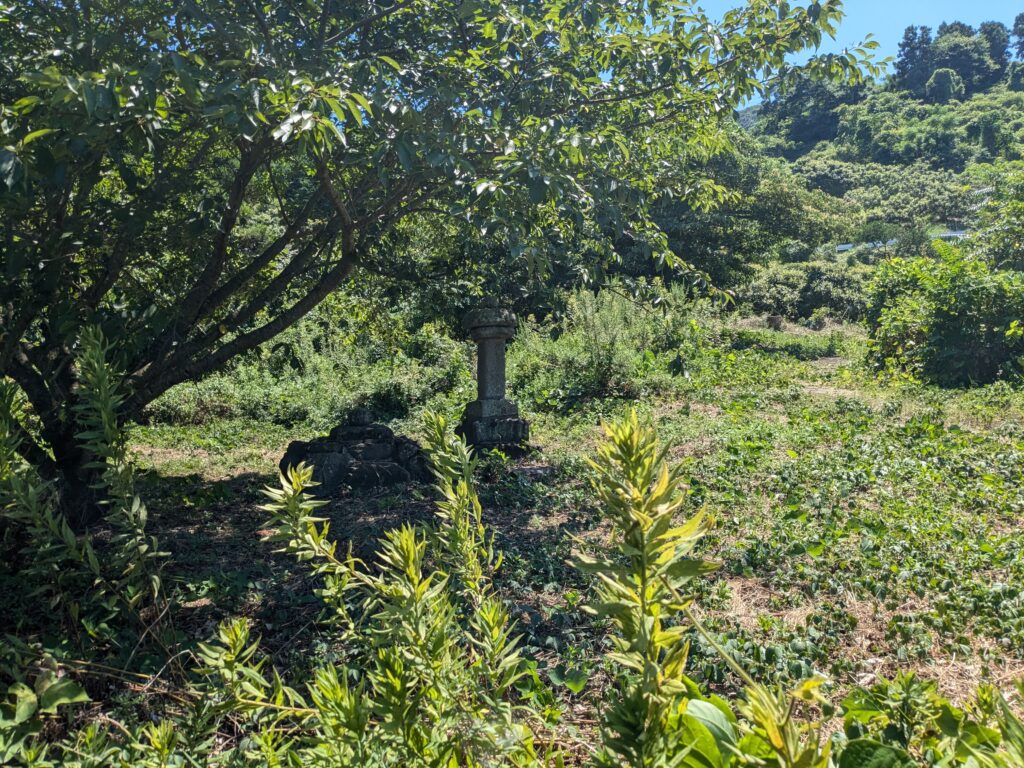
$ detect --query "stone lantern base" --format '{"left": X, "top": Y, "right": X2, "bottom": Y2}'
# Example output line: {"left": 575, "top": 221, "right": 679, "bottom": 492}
{"left": 457, "top": 399, "right": 530, "bottom": 451}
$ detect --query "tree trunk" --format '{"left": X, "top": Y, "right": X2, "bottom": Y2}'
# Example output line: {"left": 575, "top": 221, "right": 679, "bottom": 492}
{"left": 44, "top": 419, "right": 106, "bottom": 532}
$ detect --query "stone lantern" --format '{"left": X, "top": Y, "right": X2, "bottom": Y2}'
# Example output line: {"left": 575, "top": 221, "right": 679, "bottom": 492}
{"left": 458, "top": 297, "right": 529, "bottom": 450}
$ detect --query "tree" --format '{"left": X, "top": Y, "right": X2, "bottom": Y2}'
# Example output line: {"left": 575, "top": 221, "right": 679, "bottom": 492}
{"left": 926, "top": 68, "right": 966, "bottom": 103}
{"left": 895, "top": 25, "right": 934, "bottom": 95}
{"left": 979, "top": 21, "right": 1011, "bottom": 78}
{"left": 1014, "top": 13, "right": 1024, "bottom": 59}
{"left": 758, "top": 74, "right": 867, "bottom": 155}
{"left": 930, "top": 33, "right": 1001, "bottom": 94}
{"left": 975, "top": 113, "right": 1012, "bottom": 162}
{"left": 1009, "top": 61, "right": 1024, "bottom": 90}
{"left": 974, "top": 169, "right": 1024, "bottom": 270}
{"left": 646, "top": 129, "right": 856, "bottom": 286}
{"left": 0, "top": 0, "right": 878, "bottom": 526}
{"left": 938, "top": 21, "right": 975, "bottom": 39}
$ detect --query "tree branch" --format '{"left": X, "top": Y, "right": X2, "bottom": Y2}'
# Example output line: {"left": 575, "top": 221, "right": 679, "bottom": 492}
{"left": 199, "top": 188, "right": 325, "bottom": 315}
{"left": 323, "top": 0, "right": 417, "bottom": 46}
{"left": 131, "top": 243, "right": 360, "bottom": 409}
{"left": 172, "top": 141, "right": 267, "bottom": 330}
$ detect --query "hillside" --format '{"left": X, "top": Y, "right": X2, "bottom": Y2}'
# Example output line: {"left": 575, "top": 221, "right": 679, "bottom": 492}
{"left": 750, "top": 18, "right": 1024, "bottom": 231}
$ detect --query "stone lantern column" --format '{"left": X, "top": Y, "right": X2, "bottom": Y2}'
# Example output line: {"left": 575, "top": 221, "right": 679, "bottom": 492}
{"left": 458, "top": 298, "right": 529, "bottom": 450}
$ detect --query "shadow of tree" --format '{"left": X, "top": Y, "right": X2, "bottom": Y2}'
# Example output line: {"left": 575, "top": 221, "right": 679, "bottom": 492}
{"left": 136, "top": 459, "right": 602, "bottom": 670}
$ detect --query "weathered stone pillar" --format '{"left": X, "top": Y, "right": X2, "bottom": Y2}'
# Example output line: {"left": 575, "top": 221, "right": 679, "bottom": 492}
{"left": 458, "top": 298, "right": 529, "bottom": 450}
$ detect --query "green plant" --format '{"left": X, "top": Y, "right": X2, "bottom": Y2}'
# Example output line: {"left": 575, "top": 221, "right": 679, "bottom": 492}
{"left": 576, "top": 411, "right": 848, "bottom": 768}
{"left": 842, "top": 675, "right": 1024, "bottom": 767}
{"left": 741, "top": 259, "right": 871, "bottom": 321}
{"left": 509, "top": 286, "right": 685, "bottom": 411}
{"left": 926, "top": 68, "right": 966, "bottom": 104}
{"left": 574, "top": 411, "right": 722, "bottom": 766}
{"left": 1008, "top": 61, "right": 1024, "bottom": 91}
{"left": 0, "top": 329, "right": 164, "bottom": 647}
{"left": 0, "top": 328, "right": 166, "bottom": 763}
{"left": 805, "top": 308, "right": 830, "bottom": 330}
{"left": 866, "top": 243, "right": 1024, "bottom": 385}
{"left": 237, "top": 433, "right": 542, "bottom": 765}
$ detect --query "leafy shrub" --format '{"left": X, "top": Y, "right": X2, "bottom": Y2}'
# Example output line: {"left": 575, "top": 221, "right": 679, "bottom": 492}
{"left": 799, "top": 261, "right": 872, "bottom": 319}
{"left": 1, "top": 329, "right": 167, "bottom": 760}
{"left": 1, "top": 330, "right": 165, "bottom": 647}
{"left": 805, "top": 307, "right": 830, "bottom": 330}
{"left": 739, "top": 262, "right": 805, "bottom": 317}
{"left": 794, "top": 152, "right": 973, "bottom": 223}
{"left": 973, "top": 168, "right": 1024, "bottom": 270}
{"left": 926, "top": 67, "right": 966, "bottom": 103}
{"left": 740, "top": 259, "right": 871, "bottom": 321}
{"left": 726, "top": 328, "right": 847, "bottom": 360}
{"left": 509, "top": 286, "right": 694, "bottom": 410}
{"left": 146, "top": 302, "right": 472, "bottom": 428}
{"left": 866, "top": 244, "right": 1024, "bottom": 385}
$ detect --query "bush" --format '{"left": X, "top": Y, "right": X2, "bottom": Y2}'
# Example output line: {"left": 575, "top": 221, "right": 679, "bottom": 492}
{"left": 146, "top": 303, "right": 473, "bottom": 428}
{"left": 926, "top": 67, "right": 965, "bottom": 103}
{"left": 805, "top": 307, "right": 830, "bottom": 330}
{"left": 508, "top": 286, "right": 699, "bottom": 410}
{"left": 739, "top": 262, "right": 806, "bottom": 317}
{"left": 866, "top": 244, "right": 1024, "bottom": 385}
{"left": 740, "top": 259, "right": 871, "bottom": 321}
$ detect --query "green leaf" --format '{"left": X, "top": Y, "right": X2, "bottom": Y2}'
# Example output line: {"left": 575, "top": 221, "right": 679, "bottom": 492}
{"left": 22, "top": 66, "right": 63, "bottom": 88}
{"left": 349, "top": 92, "right": 373, "bottom": 114}
{"left": 563, "top": 668, "right": 589, "bottom": 694}
{"left": 7, "top": 683, "right": 38, "bottom": 725}
{"left": 687, "top": 699, "right": 738, "bottom": 755}
{"left": 838, "top": 739, "right": 915, "bottom": 768}
{"left": 38, "top": 678, "right": 89, "bottom": 714}
{"left": 677, "top": 713, "right": 725, "bottom": 768}
{"left": 21, "top": 128, "right": 55, "bottom": 145}
{"left": 396, "top": 138, "right": 415, "bottom": 171}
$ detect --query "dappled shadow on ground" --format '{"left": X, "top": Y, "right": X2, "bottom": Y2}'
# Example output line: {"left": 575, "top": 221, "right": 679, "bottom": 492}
{"left": 137, "top": 459, "right": 598, "bottom": 669}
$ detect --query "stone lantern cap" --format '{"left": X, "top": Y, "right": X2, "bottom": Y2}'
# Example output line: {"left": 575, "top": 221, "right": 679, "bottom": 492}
{"left": 463, "top": 297, "right": 517, "bottom": 341}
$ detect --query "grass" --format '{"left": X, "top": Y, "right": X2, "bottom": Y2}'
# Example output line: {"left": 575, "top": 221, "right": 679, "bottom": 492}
{"left": 127, "top": 313, "right": 1024, "bottom": 727}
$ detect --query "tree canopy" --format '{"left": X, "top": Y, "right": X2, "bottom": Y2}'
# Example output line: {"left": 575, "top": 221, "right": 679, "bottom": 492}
{"left": 894, "top": 20, "right": 1008, "bottom": 97}
{"left": 0, "top": 0, "right": 877, "bottom": 523}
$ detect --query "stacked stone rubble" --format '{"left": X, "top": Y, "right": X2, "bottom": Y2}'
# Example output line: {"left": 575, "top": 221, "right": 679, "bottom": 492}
{"left": 279, "top": 408, "right": 431, "bottom": 495}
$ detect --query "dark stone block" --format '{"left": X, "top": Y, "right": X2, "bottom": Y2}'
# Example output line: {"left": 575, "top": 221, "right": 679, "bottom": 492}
{"left": 344, "top": 461, "right": 410, "bottom": 488}
{"left": 405, "top": 455, "right": 433, "bottom": 483}
{"left": 329, "top": 423, "right": 395, "bottom": 442}
{"left": 458, "top": 416, "right": 530, "bottom": 450}
{"left": 393, "top": 436, "right": 420, "bottom": 463}
{"left": 308, "top": 452, "right": 355, "bottom": 494}
{"left": 278, "top": 414, "right": 429, "bottom": 496}
{"left": 347, "top": 440, "right": 395, "bottom": 461}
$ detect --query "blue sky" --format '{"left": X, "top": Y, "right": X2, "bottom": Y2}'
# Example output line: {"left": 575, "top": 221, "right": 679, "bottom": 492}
{"left": 698, "top": 1, "right": 1022, "bottom": 73}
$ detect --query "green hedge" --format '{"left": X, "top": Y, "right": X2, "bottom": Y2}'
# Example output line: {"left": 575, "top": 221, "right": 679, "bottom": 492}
{"left": 866, "top": 245, "right": 1024, "bottom": 385}
{"left": 740, "top": 259, "right": 873, "bottom": 321}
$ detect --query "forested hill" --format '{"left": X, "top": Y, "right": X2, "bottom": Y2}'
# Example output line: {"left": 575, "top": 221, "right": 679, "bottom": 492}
{"left": 662, "top": 13, "right": 1024, "bottom": 375}
{"left": 746, "top": 15, "right": 1024, "bottom": 231}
